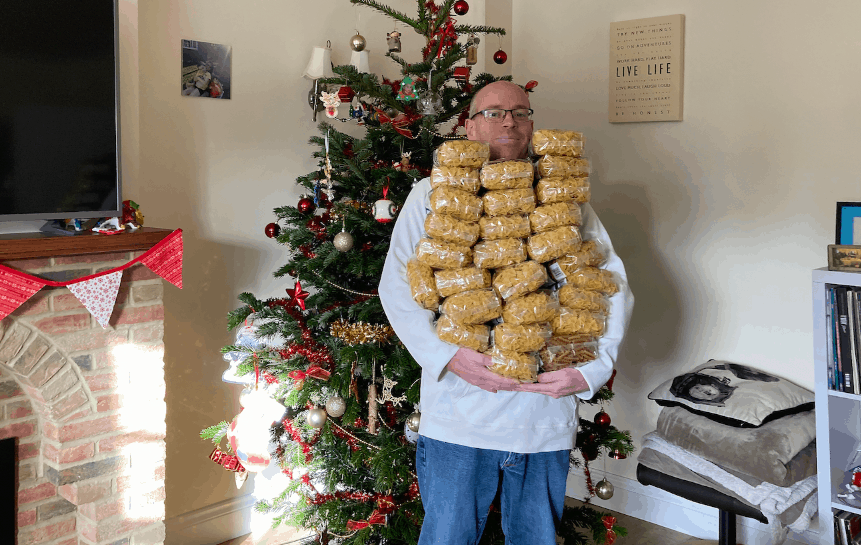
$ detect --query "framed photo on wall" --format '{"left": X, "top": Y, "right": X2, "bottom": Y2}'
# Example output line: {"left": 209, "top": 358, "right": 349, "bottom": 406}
{"left": 836, "top": 202, "right": 861, "bottom": 245}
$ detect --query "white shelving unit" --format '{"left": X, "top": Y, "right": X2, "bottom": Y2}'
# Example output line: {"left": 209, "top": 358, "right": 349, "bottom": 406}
{"left": 813, "top": 268, "right": 861, "bottom": 545}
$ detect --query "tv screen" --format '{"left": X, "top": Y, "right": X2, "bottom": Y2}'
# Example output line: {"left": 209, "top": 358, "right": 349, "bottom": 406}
{"left": 0, "top": 0, "right": 121, "bottom": 222}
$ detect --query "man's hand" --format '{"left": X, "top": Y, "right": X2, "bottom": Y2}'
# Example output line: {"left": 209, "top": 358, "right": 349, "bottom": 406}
{"left": 446, "top": 347, "right": 521, "bottom": 393}
{"left": 513, "top": 368, "right": 589, "bottom": 399}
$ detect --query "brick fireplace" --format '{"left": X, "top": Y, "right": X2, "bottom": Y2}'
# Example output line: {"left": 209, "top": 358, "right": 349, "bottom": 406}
{"left": 0, "top": 236, "right": 170, "bottom": 545}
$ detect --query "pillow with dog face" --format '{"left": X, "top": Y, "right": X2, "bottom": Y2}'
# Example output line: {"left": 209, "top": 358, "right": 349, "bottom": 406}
{"left": 647, "top": 360, "right": 814, "bottom": 427}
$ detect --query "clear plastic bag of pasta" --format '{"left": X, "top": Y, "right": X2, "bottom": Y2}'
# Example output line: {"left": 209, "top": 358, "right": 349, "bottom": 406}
{"left": 415, "top": 237, "right": 473, "bottom": 269}
{"left": 429, "top": 186, "right": 483, "bottom": 222}
{"left": 486, "top": 348, "right": 539, "bottom": 383}
{"left": 482, "top": 188, "right": 536, "bottom": 217}
{"left": 492, "top": 260, "right": 548, "bottom": 300}
{"left": 526, "top": 225, "right": 582, "bottom": 263}
{"left": 407, "top": 258, "right": 439, "bottom": 310}
{"left": 529, "top": 202, "right": 582, "bottom": 233}
{"left": 434, "top": 266, "right": 491, "bottom": 297}
{"left": 535, "top": 177, "right": 591, "bottom": 204}
{"left": 536, "top": 155, "right": 590, "bottom": 178}
{"left": 424, "top": 213, "right": 480, "bottom": 247}
{"left": 480, "top": 160, "right": 534, "bottom": 190}
{"left": 440, "top": 288, "right": 502, "bottom": 325}
{"left": 539, "top": 335, "right": 599, "bottom": 372}
{"left": 563, "top": 266, "right": 618, "bottom": 296}
{"left": 531, "top": 129, "right": 585, "bottom": 157}
{"left": 556, "top": 285, "right": 608, "bottom": 314}
{"left": 502, "top": 291, "right": 560, "bottom": 325}
{"left": 473, "top": 238, "right": 527, "bottom": 269}
{"left": 434, "top": 140, "right": 490, "bottom": 168}
{"left": 551, "top": 306, "right": 606, "bottom": 337}
{"left": 492, "top": 322, "right": 552, "bottom": 353}
{"left": 430, "top": 166, "right": 481, "bottom": 193}
{"left": 479, "top": 215, "right": 531, "bottom": 240}
{"left": 436, "top": 315, "right": 490, "bottom": 352}
{"left": 554, "top": 240, "right": 607, "bottom": 276}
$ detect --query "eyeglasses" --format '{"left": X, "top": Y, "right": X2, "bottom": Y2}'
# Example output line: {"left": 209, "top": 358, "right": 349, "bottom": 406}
{"left": 471, "top": 108, "right": 534, "bottom": 123}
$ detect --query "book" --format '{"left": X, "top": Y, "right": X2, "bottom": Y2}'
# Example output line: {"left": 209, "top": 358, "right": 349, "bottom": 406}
{"left": 849, "top": 290, "right": 860, "bottom": 394}
{"left": 833, "top": 287, "right": 843, "bottom": 391}
{"left": 828, "top": 286, "right": 836, "bottom": 390}
{"left": 837, "top": 287, "right": 854, "bottom": 393}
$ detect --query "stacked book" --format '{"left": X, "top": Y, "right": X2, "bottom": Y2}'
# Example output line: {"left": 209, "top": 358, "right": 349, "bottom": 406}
{"left": 826, "top": 285, "right": 861, "bottom": 393}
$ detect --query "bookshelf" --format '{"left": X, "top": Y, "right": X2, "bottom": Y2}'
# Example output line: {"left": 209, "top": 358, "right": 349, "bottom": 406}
{"left": 814, "top": 268, "right": 861, "bottom": 544}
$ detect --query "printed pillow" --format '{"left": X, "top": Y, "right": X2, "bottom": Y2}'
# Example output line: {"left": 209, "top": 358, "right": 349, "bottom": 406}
{"left": 647, "top": 360, "right": 814, "bottom": 427}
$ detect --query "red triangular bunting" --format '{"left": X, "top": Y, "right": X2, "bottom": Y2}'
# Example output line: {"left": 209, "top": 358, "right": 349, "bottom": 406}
{"left": 67, "top": 271, "right": 123, "bottom": 328}
{"left": 140, "top": 229, "right": 183, "bottom": 289}
{"left": 0, "top": 267, "right": 46, "bottom": 320}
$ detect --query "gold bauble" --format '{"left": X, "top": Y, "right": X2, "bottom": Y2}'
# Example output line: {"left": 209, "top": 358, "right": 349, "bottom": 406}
{"left": 325, "top": 395, "right": 346, "bottom": 418}
{"left": 307, "top": 407, "right": 328, "bottom": 428}
{"left": 350, "top": 33, "right": 367, "bottom": 52}
{"left": 407, "top": 411, "right": 421, "bottom": 432}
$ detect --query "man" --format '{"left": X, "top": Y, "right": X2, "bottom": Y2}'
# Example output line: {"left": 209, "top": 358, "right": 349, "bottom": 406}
{"left": 379, "top": 81, "right": 634, "bottom": 544}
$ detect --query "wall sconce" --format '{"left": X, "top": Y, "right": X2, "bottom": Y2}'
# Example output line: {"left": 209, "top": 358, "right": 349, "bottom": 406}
{"left": 350, "top": 50, "right": 370, "bottom": 73}
{"left": 303, "top": 41, "right": 334, "bottom": 121}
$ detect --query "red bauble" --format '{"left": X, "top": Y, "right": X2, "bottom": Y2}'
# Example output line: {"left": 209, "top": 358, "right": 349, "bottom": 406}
{"left": 493, "top": 49, "right": 507, "bottom": 65}
{"left": 264, "top": 222, "right": 280, "bottom": 238}
{"left": 297, "top": 196, "right": 314, "bottom": 214}
{"left": 453, "top": 0, "right": 469, "bottom": 15}
{"left": 337, "top": 85, "right": 355, "bottom": 103}
{"left": 594, "top": 410, "right": 611, "bottom": 428}
{"left": 581, "top": 445, "right": 599, "bottom": 461}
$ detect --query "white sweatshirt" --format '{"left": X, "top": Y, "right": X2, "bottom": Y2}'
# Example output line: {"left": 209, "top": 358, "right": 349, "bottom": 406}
{"left": 379, "top": 177, "right": 634, "bottom": 453}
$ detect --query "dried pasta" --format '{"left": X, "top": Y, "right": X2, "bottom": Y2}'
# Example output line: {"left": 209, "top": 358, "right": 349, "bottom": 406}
{"left": 531, "top": 129, "right": 585, "bottom": 157}
{"left": 536, "top": 155, "right": 590, "bottom": 178}
{"left": 529, "top": 202, "right": 582, "bottom": 233}
{"left": 434, "top": 266, "right": 491, "bottom": 297}
{"left": 415, "top": 237, "right": 473, "bottom": 269}
{"left": 429, "top": 186, "right": 483, "bottom": 222}
{"left": 493, "top": 323, "right": 552, "bottom": 353}
{"left": 480, "top": 160, "right": 534, "bottom": 190}
{"left": 473, "top": 238, "right": 527, "bottom": 269}
{"left": 479, "top": 215, "right": 532, "bottom": 240}
{"left": 564, "top": 267, "right": 618, "bottom": 296}
{"left": 435, "top": 140, "right": 490, "bottom": 168}
{"left": 486, "top": 349, "right": 539, "bottom": 383}
{"left": 424, "top": 213, "right": 480, "bottom": 247}
{"left": 406, "top": 258, "right": 439, "bottom": 310}
{"left": 502, "top": 291, "right": 560, "bottom": 325}
{"left": 551, "top": 307, "right": 606, "bottom": 337}
{"left": 440, "top": 289, "right": 502, "bottom": 325}
{"left": 539, "top": 336, "right": 598, "bottom": 372}
{"left": 555, "top": 240, "right": 607, "bottom": 271}
{"left": 436, "top": 315, "right": 490, "bottom": 352}
{"left": 430, "top": 166, "right": 481, "bottom": 193}
{"left": 526, "top": 225, "right": 582, "bottom": 263}
{"left": 535, "top": 177, "right": 591, "bottom": 204}
{"left": 556, "top": 285, "right": 608, "bottom": 313}
{"left": 482, "top": 188, "right": 536, "bottom": 217}
{"left": 491, "top": 260, "right": 548, "bottom": 300}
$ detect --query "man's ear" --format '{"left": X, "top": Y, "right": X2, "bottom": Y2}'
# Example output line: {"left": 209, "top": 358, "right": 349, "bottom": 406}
{"left": 464, "top": 118, "right": 476, "bottom": 140}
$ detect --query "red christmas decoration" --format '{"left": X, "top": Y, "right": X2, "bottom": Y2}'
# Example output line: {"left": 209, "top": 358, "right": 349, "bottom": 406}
{"left": 264, "top": 222, "right": 280, "bottom": 238}
{"left": 453, "top": 66, "right": 470, "bottom": 82}
{"left": 285, "top": 281, "right": 310, "bottom": 311}
{"left": 594, "top": 410, "right": 611, "bottom": 428}
{"left": 299, "top": 245, "right": 316, "bottom": 259}
{"left": 603, "top": 516, "right": 618, "bottom": 545}
{"left": 337, "top": 85, "right": 355, "bottom": 103}
{"left": 297, "top": 196, "right": 314, "bottom": 214}
{"left": 525, "top": 80, "right": 538, "bottom": 91}
{"left": 453, "top": 0, "right": 469, "bottom": 15}
{"left": 493, "top": 49, "right": 507, "bottom": 64}
{"left": 609, "top": 449, "right": 627, "bottom": 460}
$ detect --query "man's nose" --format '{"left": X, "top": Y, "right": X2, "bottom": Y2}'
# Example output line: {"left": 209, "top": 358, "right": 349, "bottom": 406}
{"left": 500, "top": 110, "right": 516, "bottom": 127}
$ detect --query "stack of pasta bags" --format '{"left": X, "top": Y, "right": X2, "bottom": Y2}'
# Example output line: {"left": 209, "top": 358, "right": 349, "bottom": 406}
{"left": 406, "top": 131, "right": 619, "bottom": 383}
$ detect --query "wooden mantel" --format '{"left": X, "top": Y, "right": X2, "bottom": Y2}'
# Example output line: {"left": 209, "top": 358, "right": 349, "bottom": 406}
{"left": 0, "top": 227, "right": 175, "bottom": 261}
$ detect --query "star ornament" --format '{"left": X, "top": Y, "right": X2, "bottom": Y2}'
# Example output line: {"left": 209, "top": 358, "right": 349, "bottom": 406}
{"left": 286, "top": 281, "right": 310, "bottom": 311}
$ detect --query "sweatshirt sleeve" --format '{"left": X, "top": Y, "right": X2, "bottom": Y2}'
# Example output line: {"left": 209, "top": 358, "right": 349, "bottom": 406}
{"left": 573, "top": 203, "right": 635, "bottom": 400}
{"left": 379, "top": 178, "right": 459, "bottom": 381}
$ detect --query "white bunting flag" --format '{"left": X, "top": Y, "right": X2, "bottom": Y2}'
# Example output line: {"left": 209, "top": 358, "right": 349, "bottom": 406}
{"left": 67, "top": 271, "right": 123, "bottom": 328}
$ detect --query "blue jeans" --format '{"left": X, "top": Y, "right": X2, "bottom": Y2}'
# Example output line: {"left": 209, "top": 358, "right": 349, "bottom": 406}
{"left": 415, "top": 435, "right": 570, "bottom": 545}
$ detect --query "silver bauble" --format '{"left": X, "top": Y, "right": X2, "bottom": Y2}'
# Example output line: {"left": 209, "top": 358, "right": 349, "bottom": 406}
{"left": 307, "top": 407, "right": 328, "bottom": 428}
{"left": 406, "top": 411, "right": 421, "bottom": 432}
{"left": 350, "top": 33, "right": 367, "bottom": 52}
{"left": 595, "top": 478, "right": 614, "bottom": 500}
{"left": 404, "top": 420, "right": 419, "bottom": 443}
{"left": 333, "top": 230, "right": 354, "bottom": 252}
{"left": 325, "top": 395, "right": 347, "bottom": 417}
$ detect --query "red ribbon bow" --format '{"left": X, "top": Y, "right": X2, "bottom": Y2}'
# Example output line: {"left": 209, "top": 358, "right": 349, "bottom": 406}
{"left": 432, "top": 18, "right": 457, "bottom": 58}
{"left": 602, "top": 515, "right": 617, "bottom": 545}
{"left": 346, "top": 509, "right": 387, "bottom": 531}
{"left": 374, "top": 107, "right": 419, "bottom": 138}
{"left": 288, "top": 365, "right": 331, "bottom": 389}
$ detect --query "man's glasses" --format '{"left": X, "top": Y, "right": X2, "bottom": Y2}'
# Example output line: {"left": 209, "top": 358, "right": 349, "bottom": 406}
{"left": 472, "top": 108, "right": 534, "bottom": 123}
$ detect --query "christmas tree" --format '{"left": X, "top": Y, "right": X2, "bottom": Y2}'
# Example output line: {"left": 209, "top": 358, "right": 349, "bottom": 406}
{"left": 201, "top": 1, "right": 634, "bottom": 543}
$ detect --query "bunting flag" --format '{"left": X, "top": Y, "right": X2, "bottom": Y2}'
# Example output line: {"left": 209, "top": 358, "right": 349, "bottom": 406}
{"left": 0, "top": 229, "right": 183, "bottom": 327}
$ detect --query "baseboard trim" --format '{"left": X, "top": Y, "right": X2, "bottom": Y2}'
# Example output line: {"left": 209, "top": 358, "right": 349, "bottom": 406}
{"left": 164, "top": 494, "right": 256, "bottom": 545}
{"left": 565, "top": 466, "right": 820, "bottom": 545}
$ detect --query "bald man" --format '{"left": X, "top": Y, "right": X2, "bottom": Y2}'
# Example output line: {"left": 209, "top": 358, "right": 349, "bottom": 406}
{"left": 379, "top": 81, "right": 634, "bottom": 545}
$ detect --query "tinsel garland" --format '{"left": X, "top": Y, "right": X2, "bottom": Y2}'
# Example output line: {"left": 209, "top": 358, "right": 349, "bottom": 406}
{"left": 282, "top": 418, "right": 322, "bottom": 463}
{"left": 330, "top": 318, "right": 394, "bottom": 345}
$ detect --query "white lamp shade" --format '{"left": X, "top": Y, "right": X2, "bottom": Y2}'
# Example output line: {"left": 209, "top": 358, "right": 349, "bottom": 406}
{"left": 350, "top": 50, "right": 370, "bottom": 73}
{"left": 303, "top": 45, "right": 335, "bottom": 79}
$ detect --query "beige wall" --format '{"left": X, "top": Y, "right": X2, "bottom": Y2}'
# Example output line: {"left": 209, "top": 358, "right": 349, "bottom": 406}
{"left": 513, "top": 0, "right": 861, "bottom": 483}
{"left": 120, "top": 0, "right": 857, "bottom": 523}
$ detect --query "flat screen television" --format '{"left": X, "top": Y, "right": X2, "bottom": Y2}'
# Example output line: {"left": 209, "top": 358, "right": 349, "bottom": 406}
{"left": 0, "top": 0, "right": 121, "bottom": 224}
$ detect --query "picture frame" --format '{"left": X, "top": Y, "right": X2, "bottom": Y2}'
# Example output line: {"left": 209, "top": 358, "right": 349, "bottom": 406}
{"left": 828, "top": 244, "right": 861, "bottom": 272}
{"left": 836, "top": 202, "right": 861, "bottom": 245}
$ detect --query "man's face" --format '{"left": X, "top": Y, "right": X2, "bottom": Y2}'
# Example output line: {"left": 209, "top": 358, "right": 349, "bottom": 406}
{"left": 465, "top": 83, "right": 533, "bottom": 161}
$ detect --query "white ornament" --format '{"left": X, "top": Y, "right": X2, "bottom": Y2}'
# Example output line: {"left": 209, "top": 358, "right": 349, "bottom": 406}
{"left": 320, "top": 91, "right": 341, "bottom": 119}
{"left": 334, "top": 230, "right": 354, "bottom": 252}
{"left": 325, "top": 395, "right": 346, "bottom": 418}
{"left": 307, "top": 407, "right": 328, "bottom": 428}
{"left": 226, "top": 390, "right": 286, "bottom": 473}
{"left": 374, "top": 199, "right": 396, "bottom": 223}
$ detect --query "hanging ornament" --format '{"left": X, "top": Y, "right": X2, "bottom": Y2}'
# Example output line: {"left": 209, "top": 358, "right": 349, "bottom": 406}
{"left": 453, "top": 66, "right": 471, "bottom": 83}
{"left": 386, "top": 29, "right": 402, "bottom": 53}
{"left": 226, "top": 390, "right": 286, "bottom": 473}
{"left": 307, "top": 407, "right": 328, "bottom": 428}
{"left": 297, "top": 196, "right": 314, "bottom": 214}
{"left": 239, "top": 385, "right": 255, "bottom": 407}
{"left": 609, "top": 449, "right": 627, "bottom": 460}
{"left": 333, "top": 221, "right": 354, "bottom": 252}
{"left": 325, "top": 395, "right": 346, "bottom": 418}
{"left": 397, "top": 76, "right": 418, "bottom": 101}
{"left": 320, "top": 91, "right": 341, "bottom": 119}
{"left": 602, "top": 516, "right": 618, "bottom": 545}
{"left": 351, "top": 100, "right": 365, "bottom": 119}
{"left": 285, "top": 281, "right": 310, "bottom": 311}
{"left": 493, "top": 49, "right": 508, "bottom": 64}
{"left": 337, "top": 85, "right": 355, "bottom": 103}
{"left": 264, "top": 222, "right": 280, "bottom": 239}
{"left": 453, "top": 0, "right": 469, "bottom": 15}
{"left": 595, "top": 478, "right": 615, "bottom": 500}
{"left": 594, "top": 410, "right": 611, "bottom": 428}
{"left": 406, "top": 411, "right": 421, "bottom": 432}
{"left": 581, "top": 445, "right": 599, "bottom": 461}
{"left": 368, "top": 364, "right": 379, "bottom": 435}
{"left": 350, "top": 32, "right": 367, "bottom": 52}
{"left": 465, "top": 35, "right": 479, "bottom": 65}
{"left": 418, "top": 91, "right": 443, "bottom": 116}
{"left": 525, "top": 80, "right": 539, "bottom": 92}
{"left": 374, "top": 186, "right": 397, "bottom": 223}
{"left": 393, "top": 151, "right": 412, "bottom": 172}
